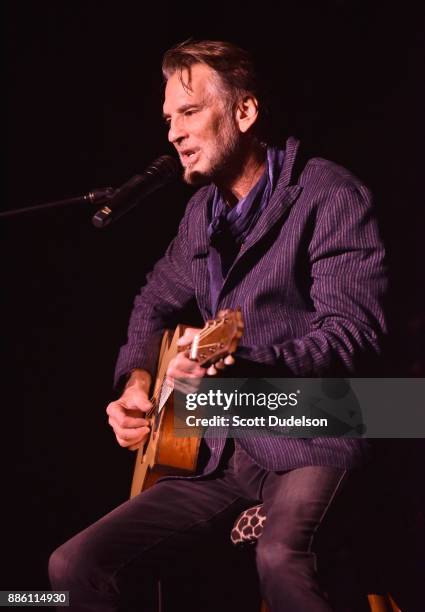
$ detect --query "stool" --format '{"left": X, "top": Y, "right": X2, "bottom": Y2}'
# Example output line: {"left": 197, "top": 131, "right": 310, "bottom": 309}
{"left": 231, "top": 504, "right": 401, "bottom": 612}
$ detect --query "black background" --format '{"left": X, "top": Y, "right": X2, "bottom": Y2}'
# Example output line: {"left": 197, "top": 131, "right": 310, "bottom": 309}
{"left": 5, "top": 1, "right": 424, "bottom": 608}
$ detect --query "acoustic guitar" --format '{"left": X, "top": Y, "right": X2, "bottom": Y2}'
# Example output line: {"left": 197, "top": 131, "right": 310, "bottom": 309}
{"left": 130, "top": 308, "right": 244, "bottom": 497}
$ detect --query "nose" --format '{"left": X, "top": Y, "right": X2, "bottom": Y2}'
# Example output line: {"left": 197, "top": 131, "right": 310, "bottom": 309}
{"left": 168, "top": 115, "right": 187, "bottom": 145}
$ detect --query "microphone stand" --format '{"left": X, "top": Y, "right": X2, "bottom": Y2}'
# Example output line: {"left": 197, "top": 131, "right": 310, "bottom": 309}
{"left": 0, "top": 188, "right": 115, "bottom": 219}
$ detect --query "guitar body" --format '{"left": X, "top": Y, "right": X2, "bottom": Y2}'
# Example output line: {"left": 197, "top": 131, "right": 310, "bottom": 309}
{"left": 130, "top": 325, "right": 201, "bottom": 497}
{"left": 130, "top": 309, "right": 244, "bottom": 498}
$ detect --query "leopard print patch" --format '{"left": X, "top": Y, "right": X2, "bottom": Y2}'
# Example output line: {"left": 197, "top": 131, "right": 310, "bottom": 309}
{"left": 231, "top": 504, "right": 266, "bottom": 545}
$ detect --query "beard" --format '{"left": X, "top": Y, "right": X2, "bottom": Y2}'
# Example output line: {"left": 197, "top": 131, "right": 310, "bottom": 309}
{"left": 182, "top": 116, "right": 243, "bottom": 187}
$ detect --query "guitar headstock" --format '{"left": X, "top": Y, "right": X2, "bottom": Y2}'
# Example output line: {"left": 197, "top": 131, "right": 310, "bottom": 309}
{"left": 180, "top": 308, "right": 244, "bottom": 370}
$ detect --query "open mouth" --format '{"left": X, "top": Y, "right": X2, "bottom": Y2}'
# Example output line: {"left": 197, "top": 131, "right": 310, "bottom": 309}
{"left": 180, "top": 150, "right": 200, "bottom": 166}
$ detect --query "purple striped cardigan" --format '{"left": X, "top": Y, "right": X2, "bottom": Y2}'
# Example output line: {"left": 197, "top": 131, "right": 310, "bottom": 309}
{"left": 115, "top": 137, "right": 387, "bottom": 471}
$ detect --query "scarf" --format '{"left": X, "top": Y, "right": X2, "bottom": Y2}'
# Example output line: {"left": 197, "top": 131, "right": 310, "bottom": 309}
{"left": 207, "top": 146, "right": 285, "bottom": 314}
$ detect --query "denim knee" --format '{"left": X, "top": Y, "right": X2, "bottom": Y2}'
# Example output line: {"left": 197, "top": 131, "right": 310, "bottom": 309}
{"left": 48, "top": 538, "right": 101, "bottom": 590}
{"left": 256, "top": 540, "right": 315, "bottom": 579}
{"left": 48, "top": 543, "right": 71, "bottom": 588}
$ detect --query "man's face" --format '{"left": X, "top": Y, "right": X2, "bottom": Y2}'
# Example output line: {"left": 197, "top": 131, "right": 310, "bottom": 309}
{"left": 163, "top": 63, "right": 241, "bottom": 185}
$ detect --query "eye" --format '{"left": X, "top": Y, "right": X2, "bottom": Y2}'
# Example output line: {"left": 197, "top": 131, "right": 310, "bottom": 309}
{"left": 184, "top": 108, "right": 197, "bottom": 117}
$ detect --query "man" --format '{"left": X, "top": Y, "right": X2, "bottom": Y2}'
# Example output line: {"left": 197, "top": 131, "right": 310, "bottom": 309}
{"left": 49, "top": 40, "right": 387, "bottom": 611}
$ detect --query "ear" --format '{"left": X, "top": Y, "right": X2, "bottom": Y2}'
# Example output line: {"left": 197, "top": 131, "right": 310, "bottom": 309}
{"left": 235, "top": 95, "right": 259, "bottom": 133}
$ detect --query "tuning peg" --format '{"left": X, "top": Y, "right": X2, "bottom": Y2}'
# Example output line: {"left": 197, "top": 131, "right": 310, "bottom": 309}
{"left": 215, "top": 359, "right": 225, "bottom": 370}
{"left": 206, "top": 365, "right": 217, "bottom": 376}
{"left": 224, "top": 354, "right": 235, "bottom": 366}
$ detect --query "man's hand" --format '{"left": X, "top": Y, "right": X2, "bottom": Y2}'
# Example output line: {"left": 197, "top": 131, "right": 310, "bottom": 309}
{"left": 167, "top": 327, "right": 205, "bottom": 378}
{"left": 167, "top": 328, "right": 205, "bottom": 394}
{"left": 106, "top": 369, "right": 152, "bottom": 450}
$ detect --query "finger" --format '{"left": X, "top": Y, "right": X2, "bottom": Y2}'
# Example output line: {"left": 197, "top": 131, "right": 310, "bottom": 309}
{"left": 114, "top": 425, "right": 150, "bottom": 444}
{"left": 107, "top": 397, "right": 152, "bottom": 419}
{"left": 108, "top": 413, "right": 150, "bottom": 429}
{"left": 168, "top": 366, "right": 205, "bottom": 380}
{"left": 215, "top": 359, "right": 225, "bottom": 370}
{"left": 106, "top": 401, "right": 147, "bottom": 422}
{"left": 123, "top": 410, "right": 151, "bottom": 424}
{"left": 167, "top": 353, "right": 205, "bottom": 379}
{"left": 117, "top": 435, "right": 146, "bottom": 449}
{"left": 177, "top": 327, "right": 202, "bottom": 346}
{"left": 123, "top": 395, "right": 152, "bottom": 413}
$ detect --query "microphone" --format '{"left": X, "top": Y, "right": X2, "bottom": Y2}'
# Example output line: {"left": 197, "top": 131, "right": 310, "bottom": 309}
{"left": 92, "top": 155, "right": 180, "bottom": 228}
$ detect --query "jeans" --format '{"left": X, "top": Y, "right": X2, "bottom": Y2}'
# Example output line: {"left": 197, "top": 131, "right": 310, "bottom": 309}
{"left": 49, "top": 440, "right": 348, "bottom": 611}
